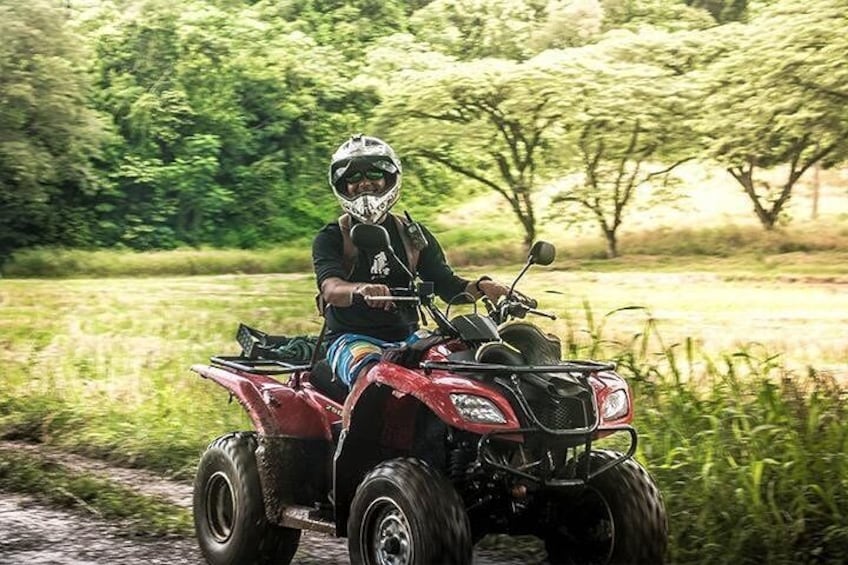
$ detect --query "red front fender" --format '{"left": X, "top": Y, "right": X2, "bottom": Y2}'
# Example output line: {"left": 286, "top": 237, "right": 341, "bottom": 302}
{"left": 190, "top": 364, "right": 336, "bottom": 440}
{"left": 344, "top": 361, "right": 522, "bottom": 436}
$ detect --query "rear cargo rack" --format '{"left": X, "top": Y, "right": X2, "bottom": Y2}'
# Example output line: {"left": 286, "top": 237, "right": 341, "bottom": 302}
{"left": 210, "top": 355, "right": 309, "bottom": 375}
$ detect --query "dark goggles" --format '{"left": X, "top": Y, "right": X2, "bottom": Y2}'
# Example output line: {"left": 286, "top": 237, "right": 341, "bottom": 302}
{"left": 344, "top": 169, "right": 385, "bottom": 183}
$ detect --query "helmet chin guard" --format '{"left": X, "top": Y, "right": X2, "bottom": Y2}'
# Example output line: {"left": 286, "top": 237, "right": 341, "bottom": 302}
{"left": 329, "top": 134, "right": 402, "bottom": 224}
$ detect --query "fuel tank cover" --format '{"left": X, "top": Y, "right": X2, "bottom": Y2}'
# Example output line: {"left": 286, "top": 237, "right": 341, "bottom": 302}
{"left": 450, "top": 313, "right": 500, "bottom": 343}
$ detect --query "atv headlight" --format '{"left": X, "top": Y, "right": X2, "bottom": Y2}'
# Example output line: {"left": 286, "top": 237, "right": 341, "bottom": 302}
{"left": 602, "top": 389, "right": 629, "bottom": 421}
{"left": 450, "top": 394, "right": 507, "bottom": 424}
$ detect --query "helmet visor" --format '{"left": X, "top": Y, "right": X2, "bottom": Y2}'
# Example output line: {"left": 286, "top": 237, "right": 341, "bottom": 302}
{"left": 332, "top": 157, "right": 397, "bottom": 186}
{"left": 344, "top": 169, "right": 386, "bottom": 184}
{"left": 337, "top": 165, "right": 395, "bottom": 199}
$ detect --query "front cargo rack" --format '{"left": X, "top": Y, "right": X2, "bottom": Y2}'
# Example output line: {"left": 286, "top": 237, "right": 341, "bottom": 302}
{"left": 420, "top": 359, "right": 615, "bottom": 375}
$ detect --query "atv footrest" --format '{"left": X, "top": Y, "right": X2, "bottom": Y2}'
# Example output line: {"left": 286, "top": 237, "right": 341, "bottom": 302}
{"left": 277, "top": 504, "right": 336, "bottom": 535}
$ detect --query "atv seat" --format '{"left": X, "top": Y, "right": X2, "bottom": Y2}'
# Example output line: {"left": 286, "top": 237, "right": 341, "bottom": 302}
{"left": 307, "top": 359, "right": 348, "bottom": 404}
{"left": 475, "top": 341, "right": 526, "bottom": 366}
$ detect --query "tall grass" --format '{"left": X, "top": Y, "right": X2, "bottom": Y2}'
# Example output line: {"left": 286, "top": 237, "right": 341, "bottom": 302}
{"left": 2, "top": 244, "right": 313, "bottom": 278}
{"left": 562, "top": 304, "right": 848, "bottom": 564}
{"left": 5, "top": 223, "right": 848, "bottom": 278}
{"left": 0, "top": 277, "right": 846, "bottom": 563}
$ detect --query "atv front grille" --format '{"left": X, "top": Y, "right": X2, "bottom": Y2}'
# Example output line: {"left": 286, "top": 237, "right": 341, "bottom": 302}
{"left": 512, "top": 376, "right": 594, "bottom": 432}
{"left": 531, "top": 396, "right": 587, "bottom": 430}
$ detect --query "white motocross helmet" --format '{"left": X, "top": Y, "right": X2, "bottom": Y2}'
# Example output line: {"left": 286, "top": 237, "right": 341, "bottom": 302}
{"left": 328, "top": 134, "right": 402, "bottom": 224}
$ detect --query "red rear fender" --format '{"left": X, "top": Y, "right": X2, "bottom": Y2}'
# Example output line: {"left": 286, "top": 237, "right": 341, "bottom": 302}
{"left": 190, "top": 364, "right": 337, "bottom": 440}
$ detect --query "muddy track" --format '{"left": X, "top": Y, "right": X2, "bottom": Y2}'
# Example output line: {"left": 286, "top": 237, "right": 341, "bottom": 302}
{"left": 0, "top": 441, "right": 545, "bottom": 564}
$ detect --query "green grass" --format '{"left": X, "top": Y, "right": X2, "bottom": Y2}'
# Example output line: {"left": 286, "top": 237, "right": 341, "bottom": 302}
{"left": 1, "top": 244, "right": 314, "bottom": 278}
{"left": 603, "top": 312, "right": 848, "bottom": 564}
{"left": 5, "top": 223, "right": 848, "bottom": 278}
{"left": 1, "top": 265, "right": 847, "bottom": 563}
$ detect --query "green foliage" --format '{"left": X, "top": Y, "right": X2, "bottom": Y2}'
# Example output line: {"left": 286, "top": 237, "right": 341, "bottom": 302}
{"left": 558, "top": 305, "right": 848, "bottom": 564}
{"left": 375, "top": 56, "right": 576, "bottom": 246}
{"left": 543, "top": 36, "right": 695, "bottom": 257}
{"left": 601, "top": 0, "right": 717, "bottom": 30}
{"left": 694, "top": 0, "right": 848, "bottom": 229}
{"left": 0, "top": 0, "right": 110, "bottom": 259}
{"left": 88, "top": 0, "right": 347, "bottom": 248}
{"left": 263, "top": 0, "right": 409, "bottom": 60}
{"left": 686, "top": 0, "right": 749, "bottom": 22}
{"left": 409, "top": 0, "right": 544, "bottom": 60}
{"left": 1, "top": 0, "right": 847, "bottom": 260}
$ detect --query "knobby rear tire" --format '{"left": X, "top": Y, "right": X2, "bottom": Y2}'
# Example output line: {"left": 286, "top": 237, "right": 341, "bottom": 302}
{"left": 193, "top": 432, "right": 301, "bottom": 565}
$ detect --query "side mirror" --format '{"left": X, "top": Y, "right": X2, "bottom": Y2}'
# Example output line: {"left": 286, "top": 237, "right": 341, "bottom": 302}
{"left": 350, "top": 223, "right": 391, "bottom": 251}
{"left": 528, "top": 241, "right": 556, "bottom": 266}
{"left": 350, "top": 223, "right": 417, "bottom": 281}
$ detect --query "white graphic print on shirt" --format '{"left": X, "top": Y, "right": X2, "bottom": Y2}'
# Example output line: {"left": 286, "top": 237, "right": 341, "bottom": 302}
{"left": 371, "top": 251, "right": 390, "bottom": 278}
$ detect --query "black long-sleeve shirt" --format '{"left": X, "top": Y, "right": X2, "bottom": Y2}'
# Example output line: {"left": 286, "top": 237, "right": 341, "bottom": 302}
{"left": 312, "top": 216, "right": 470, "bottom": 342}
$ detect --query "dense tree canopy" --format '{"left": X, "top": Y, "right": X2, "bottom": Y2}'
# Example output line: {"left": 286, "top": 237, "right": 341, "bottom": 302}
{"left": 544, "top": 36, "right": 694, "bottom": 257}
{"left": 695, "top": 0, "right": 848, "bottom": 228}
{"left": 0, "top": 0, "right": 845, "bottom": 260}
{"left": 0, "top": 0, "right": 109, "bottom": 258}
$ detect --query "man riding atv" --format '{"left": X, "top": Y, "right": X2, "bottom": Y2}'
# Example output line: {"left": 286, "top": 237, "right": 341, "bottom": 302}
{"left": 313, "top": 133, "right": 511, "bottom": 389}
{"left": 189, "top": 134, "right": 668, "bottom": 565}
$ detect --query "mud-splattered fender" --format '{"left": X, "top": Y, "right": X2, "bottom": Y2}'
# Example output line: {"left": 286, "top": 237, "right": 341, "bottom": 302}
{"left": 190, "top": 364, "right": 335, "bottom": 440}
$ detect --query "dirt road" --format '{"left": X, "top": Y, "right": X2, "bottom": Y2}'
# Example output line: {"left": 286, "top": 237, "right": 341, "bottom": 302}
{"left": 0, "top": 492, "right": 355, "bottom": 565}
{"left": 0, "top": 441, "right": 545, "bottom": 565}
{"left": 1, "top": 493, "right": 200, "bottom": 565}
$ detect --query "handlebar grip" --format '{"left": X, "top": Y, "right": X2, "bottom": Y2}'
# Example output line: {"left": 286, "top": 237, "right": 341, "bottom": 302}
{"left": 509, "top": 290, "right": 537, "bottom": 310}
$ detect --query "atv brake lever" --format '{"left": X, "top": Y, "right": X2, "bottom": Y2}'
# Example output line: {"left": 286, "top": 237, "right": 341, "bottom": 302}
{"left": 527, "top": 308, "right": 557, "bottom": 320}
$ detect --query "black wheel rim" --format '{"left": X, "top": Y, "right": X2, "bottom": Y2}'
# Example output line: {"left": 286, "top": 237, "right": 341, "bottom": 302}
{"left": 205, "top": 471, "right": 236, "bottom": 543}
{"left": 552, "top": 487, "right": 615, "bottom": 564}
{"left": 361, "top": 496, "right": 413, "bottom": 565}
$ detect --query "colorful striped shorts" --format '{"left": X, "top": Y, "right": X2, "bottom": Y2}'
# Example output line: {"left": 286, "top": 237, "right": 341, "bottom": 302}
{"left": 326, "top": 332, "right": 424, "bottom": 388}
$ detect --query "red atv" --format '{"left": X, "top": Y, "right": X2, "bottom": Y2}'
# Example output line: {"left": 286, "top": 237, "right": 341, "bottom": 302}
{"left": 190, "top": 224, "right": 668, "bottom": 565}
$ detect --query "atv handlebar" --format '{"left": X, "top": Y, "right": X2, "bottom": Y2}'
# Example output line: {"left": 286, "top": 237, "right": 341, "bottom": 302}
{"left": 347, "top": 223, "right": 558, "bottom": 333}
{"left": 484, "top": 293, "right": 557, "bottom": 325}
{"left": 366, "top": 296, "right": 419, "bottom": 302}
{"left": 364, "top": 286, "right": 428, "bottom": 303}
{"left": 368, "top": 284, "right": 556, "bottom": 330}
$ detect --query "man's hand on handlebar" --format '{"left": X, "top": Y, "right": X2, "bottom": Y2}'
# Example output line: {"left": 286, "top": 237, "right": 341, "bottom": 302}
{"left": 474, "top": 277, "right": 511, "bottom": 303}
{"left": 484, "top": 290, "right": 557, "bottom": 323}
{"left": 354, "top": 283, "right": 395, "bottom": 311}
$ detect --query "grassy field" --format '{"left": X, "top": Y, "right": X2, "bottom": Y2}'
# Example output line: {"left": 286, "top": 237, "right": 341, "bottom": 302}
{"left": 1, "top": 263, "right": 847, "bottom": 563}
{"left": 1, "top": 166, "right": 847, "bottom": 563}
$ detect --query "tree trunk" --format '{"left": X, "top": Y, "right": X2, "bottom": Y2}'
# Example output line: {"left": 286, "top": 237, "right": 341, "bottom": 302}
{"left": 728, "top": 165, "right": 779, "bottom": 230}
{"left": 811, "top": 164, "right": 820, "bottom": 220}
{"left": 522, "top": 220, "right": 536, "bottom": 249}
{"left": 604, "top": 227, "right": 618, "bottom": 258}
